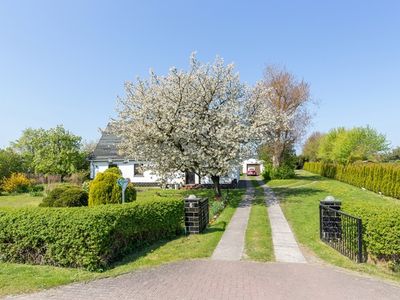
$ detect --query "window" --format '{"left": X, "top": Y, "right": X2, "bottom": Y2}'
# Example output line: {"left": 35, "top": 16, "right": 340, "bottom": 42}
{"left": 134, "top": 163, "right": 144, "bottom": 176}
{"left": 108, "top": 163, "right": 118, "bottom": 169}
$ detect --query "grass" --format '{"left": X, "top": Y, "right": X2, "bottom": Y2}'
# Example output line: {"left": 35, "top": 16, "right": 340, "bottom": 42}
{"left": 0, "top": 193, "right": 43, "bottom": 207}
{"left": 268, "top": 169, "right": 400, "bottom": 282}
{"left": 0, "top": 187, "right": 245, "bottom": 297}
{"left": 244, "top": 177, "right": 274, "bottom": 261}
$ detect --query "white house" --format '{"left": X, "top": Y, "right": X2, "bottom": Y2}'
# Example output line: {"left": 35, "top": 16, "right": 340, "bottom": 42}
{"left": 242, "top": 158, "right": 264, "bottom": 175}
{"left": 90, "top": 125, "right": 240, "bottom": 186}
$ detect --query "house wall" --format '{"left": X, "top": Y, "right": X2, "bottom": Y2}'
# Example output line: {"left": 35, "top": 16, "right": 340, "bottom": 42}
{"left": 91, "top": 161, "right": 160, "bottom": 183}
{"left": 91, "top": 160, "right": 239, "bottom": 185}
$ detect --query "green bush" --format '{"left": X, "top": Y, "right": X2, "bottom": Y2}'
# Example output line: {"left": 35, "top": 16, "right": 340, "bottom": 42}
{"left": 104, "top": 167, "right": 122, "bottom": 176}
{"left": 303, "top": 162, "right": 400, "bottom": 199}
{"left": 89, "top": 171, "right": 136, "bottom": 206}
{"left": 0, "top": 199, "right": 183, "bottom": 271}
{"left": 262, "top": 164, "right": 295, "bottom": 181}
{"left": 345, "top": 203, "right": 400, "bottom": 268}
{"left": 40, "top": 185, "right": 88, "bottom": 207}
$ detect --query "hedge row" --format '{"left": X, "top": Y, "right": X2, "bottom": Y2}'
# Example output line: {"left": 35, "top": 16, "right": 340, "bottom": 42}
{"left": 344, "top": 203, "right": 400, "bottom": 266}
{"left": 0, "top": 199, "right": 183, "bottom": 271}
{"left": 303, "top": 162, "right": 400, "bottom": 199}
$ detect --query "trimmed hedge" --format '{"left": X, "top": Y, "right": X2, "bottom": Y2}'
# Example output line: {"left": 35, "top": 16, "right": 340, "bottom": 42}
{"left": 303, "top": 162, "right": 400, "bottom": 199}
{"left": 345, "top": 203, "right": 400, "bottom": 267}
{"left": 0, "top": 199, "right": 183, "bottom": 271}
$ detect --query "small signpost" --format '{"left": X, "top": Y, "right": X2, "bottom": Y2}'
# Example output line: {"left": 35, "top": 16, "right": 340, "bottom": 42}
{"left": 117, "top": 178, "right": 129, "bottom": 204}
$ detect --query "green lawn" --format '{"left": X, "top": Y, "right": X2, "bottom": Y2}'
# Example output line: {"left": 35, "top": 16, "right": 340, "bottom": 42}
{"left": 268, "top": 170, "right": 400, "bottom": 282}
{"left": 0, "top": 193, "right": 43, "bottom": 207}
{"left": 0, "top": 186, "right": 217, "bottom": 208}
{"left": 0, "top": 187, "right": 245, "bottom": 297}
{"left": 245, "top": 178, "right": 274, "bottom": 261}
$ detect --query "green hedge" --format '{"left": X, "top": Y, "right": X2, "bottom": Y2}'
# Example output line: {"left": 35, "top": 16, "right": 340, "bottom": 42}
{"left": 345, "top": 203, "right": 400, "bottom": 267}
{"left": 0, "top": 199, "right": 183, "bottom": 271}
{"left": 303, "top": 162, "right": 400, "bottom": 199}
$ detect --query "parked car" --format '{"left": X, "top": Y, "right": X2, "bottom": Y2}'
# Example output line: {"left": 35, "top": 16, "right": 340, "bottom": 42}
{"left": 247, "top": 169, "right": 257, "bottom": 176}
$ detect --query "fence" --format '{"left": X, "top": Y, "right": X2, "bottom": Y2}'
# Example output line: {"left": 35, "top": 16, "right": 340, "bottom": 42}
{"left": 319, "top": 204, "right": 364, "bottom": 263}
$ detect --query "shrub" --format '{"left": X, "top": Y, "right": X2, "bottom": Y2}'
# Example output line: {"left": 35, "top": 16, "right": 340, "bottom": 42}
{"left": 40, "top": 185, "right": 88, "bottom": 207}
{"left": 89, "top": 171, "right": 136, "bottom": 206}
{"left": 345, "top": 203, "right": 400, "bottom": 268}
{"left": 262, "top": 164, "right": 295, "bottom": 181}
{"left": 0, "top": 199, "right": 184, "bottom": 271}
{"left": 29, "top": 184, "right": 45, "bottom": 197}
{"left": 104, "top": 167, "right": 122, "bottom": 176}
{"left": 1, "top": 173, "right": 32, "bottom": 193}
{"left": 210, "top": 200, "right": 225, "bottom": 217}
{"left": 303, "top": 162, "right": 400, "bottom": 199}
{"left": 82, "top": 180, "right": 92, "bottom": 193}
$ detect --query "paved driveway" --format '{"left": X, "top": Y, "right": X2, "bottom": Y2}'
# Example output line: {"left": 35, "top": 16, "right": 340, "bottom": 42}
{"left": 9, "top": 260, "right": 400, "bottom": 300}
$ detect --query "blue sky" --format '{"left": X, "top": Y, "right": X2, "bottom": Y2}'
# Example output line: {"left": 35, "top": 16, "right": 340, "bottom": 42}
{"left": 1, "top": 0, "right": 399, "bottom": 148}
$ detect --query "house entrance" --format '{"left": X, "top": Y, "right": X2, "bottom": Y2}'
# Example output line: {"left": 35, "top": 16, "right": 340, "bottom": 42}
{"left": 185, "top": 171, "right": 196, "bottom": 184}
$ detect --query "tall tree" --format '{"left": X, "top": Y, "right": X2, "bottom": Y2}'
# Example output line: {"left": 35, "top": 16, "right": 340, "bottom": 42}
{"left": 302, "top": 132, "right": 325, "bottom": 162}
{"left": 12, "top": 125, "right": 84, "bottom": 179}
{"left": 247, "top": 66, "right": 312, "bottom": 168}
{"left": 113, "top": 54, "right": 249, "bottom": 197}
{"left": 318, "top": 126, "right": 388, "bottom": 163}
{"left": 0, "top": 148, "right": 25, "bottom": 180}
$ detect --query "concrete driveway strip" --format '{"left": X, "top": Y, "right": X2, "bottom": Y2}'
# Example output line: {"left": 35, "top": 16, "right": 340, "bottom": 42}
{"left": 259, "top": 181, "right": 307, "bottom": 263}
{"left": 211, "top": 178, "right": 254, "bottom": 261}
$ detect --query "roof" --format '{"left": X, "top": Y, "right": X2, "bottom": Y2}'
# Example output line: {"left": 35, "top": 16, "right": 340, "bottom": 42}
{"left": 91, "top": 124, "right": 124, "bottom": 161}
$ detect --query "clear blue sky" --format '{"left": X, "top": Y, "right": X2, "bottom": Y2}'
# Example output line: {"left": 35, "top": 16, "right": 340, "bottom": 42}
{"left": 1, "top": 0, "right": 399, "bottom": 148}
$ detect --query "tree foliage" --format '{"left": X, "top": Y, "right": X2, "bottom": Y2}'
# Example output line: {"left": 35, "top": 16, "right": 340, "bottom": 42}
{"left": 247, "top": 66, "right": 312, "bottom": 168}
{"left": 12, "top": 125, "right": 86, "bottom": 178}
{"left": 113, "top": 54, "right": 253, "bottom": 196}
{"left": 318, "top": 126, "right": 388, "bottom": 163}
{"left": 0, "top": 148, "right": 25, "bottom": 180}
{"left": 302, "top": 132, "right": 325, "bottom": 162}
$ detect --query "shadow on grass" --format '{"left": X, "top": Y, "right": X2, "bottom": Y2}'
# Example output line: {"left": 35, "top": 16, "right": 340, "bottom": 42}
{"left": 271, "top": 187, "right": 325, "bottom": 203}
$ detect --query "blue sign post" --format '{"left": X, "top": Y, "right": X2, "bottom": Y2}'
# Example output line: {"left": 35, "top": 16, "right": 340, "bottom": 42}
{"left": 117, "top": 178, "right": 129, "bottom": 204}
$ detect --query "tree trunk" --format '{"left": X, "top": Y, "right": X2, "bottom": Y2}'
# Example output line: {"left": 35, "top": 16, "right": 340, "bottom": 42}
{"left": 211, "top": 175, "right": 222, "bottom": 198}
{"left": 272, "top": 154, "right": 280, "bottom": 168}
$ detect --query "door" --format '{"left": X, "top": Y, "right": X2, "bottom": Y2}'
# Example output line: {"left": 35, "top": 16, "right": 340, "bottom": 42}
{"left": 185, "top": 171, "right": 196, "bottom": 184}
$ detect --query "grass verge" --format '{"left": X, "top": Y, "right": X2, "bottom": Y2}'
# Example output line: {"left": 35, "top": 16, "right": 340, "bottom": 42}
{"left": 268, "top": 170, "right": 400, "bottom": 282}
{"left": 244, "top": 178, "right": 274, "bottom": 261}
{"left": 0, "top": 188, "right": 245, "bottom": 297}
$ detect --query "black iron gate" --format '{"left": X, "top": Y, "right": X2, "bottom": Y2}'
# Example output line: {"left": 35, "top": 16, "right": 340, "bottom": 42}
{"left": 319, "top": 204, "right": 364, "bottom": 263}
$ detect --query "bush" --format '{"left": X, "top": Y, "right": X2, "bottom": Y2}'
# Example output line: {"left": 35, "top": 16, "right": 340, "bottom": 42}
{"left": 29, "top": 184, "right": 45, "bottom": 197}
{"left": 304, "top": 162, "right": 400, "bottom": 199}
{"left": 82, "top": 180, "right": 92, "bottom": 193}
{"left": 104, "top": 167, "right": 122, "bottom": 176}
{"left": 40, "top": 185, "right": 88, "bottom": 207}
{"left": 1, "top": 173, "right": 32, "bottom": 193}
{"left": 262, "top": 164, "right": 295, "bottom": 181}
{"left": 0, "top": 199, "right": 183, "bottom": 271}
{"left": 89, "top": 171, "right": 136, "bottom": 206}
{"left": 345, "top": 203, "right": 400, "bottom": 268}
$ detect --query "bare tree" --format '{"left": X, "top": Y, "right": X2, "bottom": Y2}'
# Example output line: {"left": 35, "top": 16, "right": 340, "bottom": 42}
{"left": 249, "top": 66, "right": 312, "bottom": 168}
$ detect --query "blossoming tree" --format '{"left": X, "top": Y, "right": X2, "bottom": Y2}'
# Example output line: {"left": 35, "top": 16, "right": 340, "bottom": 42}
{"left": 112, "top": 54, "right": 249, "bottom": 197}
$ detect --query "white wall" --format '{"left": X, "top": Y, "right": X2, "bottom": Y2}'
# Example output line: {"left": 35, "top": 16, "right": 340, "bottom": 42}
{"left": 91, "top": 161, "right": 240, "bottom": 184}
